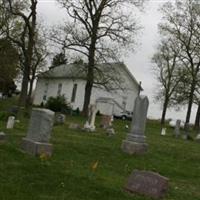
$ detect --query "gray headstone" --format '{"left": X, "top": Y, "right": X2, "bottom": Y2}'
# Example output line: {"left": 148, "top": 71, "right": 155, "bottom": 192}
{"left": 8, "top": 106, "right": 19, "bottom": 115}
{"left": 174, "top": 120, "right": 181, "bottom": 137}
{"left": 55, "top": 113, "right": 66, "bottom": 125}
{"left": 21, "top": 108, "right": 55, "bottom": 156}
{"left": 106, "top": 128, "right": 115, "bottom": 136}
{"left": 121, "top": 95, "right": 149, "bottom": 154}
{"left": 100, "top": 115, "right": 112, "bottom": 129}
{"left": 69, "top": 123, "right": 81, "bottom": 130}
{"left": 26, "top": 108, "right": 55, "bottom": 143}
{"left": 183, "top": 123, "right": 189, "bottom": 140}
{"left": 124, "top": 170, "right": 169, "bottom": 199}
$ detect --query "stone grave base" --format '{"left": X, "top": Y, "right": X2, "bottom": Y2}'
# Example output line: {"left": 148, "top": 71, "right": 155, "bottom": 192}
{"left": 21, "top": 138, "right": 52, "bottom": 157}
{"left": 121, "top": 140, "right": 148, "bottom": 155}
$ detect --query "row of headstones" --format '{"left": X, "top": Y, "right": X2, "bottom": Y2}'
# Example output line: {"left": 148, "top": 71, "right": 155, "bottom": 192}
{"left": 161, "top": 120, "right": 183, "bottom": 137}
{"left": 161, "top": 120, "right": 200, "bottom": 141}
{"left": 0, "top": 95, "right": 168, "bottom": 199}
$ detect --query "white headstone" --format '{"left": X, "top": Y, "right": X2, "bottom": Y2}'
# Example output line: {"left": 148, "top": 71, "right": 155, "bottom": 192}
{"left": 195, "top": 134, "right": 200, "bottom": 141}
{"left": 161, "top": 128, "right": 166, "bottom": 136}
{"left": 6, "top": 116, "right": 15, "bottom": 129}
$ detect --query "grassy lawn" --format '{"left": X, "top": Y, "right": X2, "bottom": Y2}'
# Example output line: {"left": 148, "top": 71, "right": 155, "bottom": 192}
{"left": 0, "top": 98, "right": 200, "bottom": 200}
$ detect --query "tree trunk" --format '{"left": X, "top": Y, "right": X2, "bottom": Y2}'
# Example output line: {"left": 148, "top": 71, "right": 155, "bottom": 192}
{"left": 82, "top": 81, "right": 93, "bottom": 116}
{"left": 82, "top": 35, "right": 96, "bottom": 115}
{"left": 194, "top": 102, "right": 200, "bottom": 130}
{"left": 19, "top": 68, "right": 29, "bottom": 106}
{"left": 18, "top": 1, "right": 37, "bottom": 108}
{"left": 161, "top": 97, "right": 169, "bottom": 126}
{"left": 27, "top": 76, "right": 35, "bottom": 106}
{"left": 185, "top": 83, "right": 195, "bottom": 126}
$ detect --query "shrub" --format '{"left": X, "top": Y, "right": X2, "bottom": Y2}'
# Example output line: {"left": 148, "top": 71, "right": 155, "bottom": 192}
{"left": 75, "top": 107, "right": 80, "bottom": 115}
{"left": 96, "top": 110, "right": 101, "bottom": 116}
{"left": 45, "top": 95, "right": 70, "bottom": 113}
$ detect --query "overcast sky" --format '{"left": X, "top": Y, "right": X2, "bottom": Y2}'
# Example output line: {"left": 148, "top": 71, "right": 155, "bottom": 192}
{"left": 37, "top": 0, "right": 197, "bottom": 123}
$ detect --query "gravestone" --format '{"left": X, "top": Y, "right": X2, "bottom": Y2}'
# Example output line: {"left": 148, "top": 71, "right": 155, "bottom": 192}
{"left": 21, "top": 108, "right": 55, "bottom": 156}
{"left": 54, "top": 113, "right": 66, "bottom": 125}
{"left": 183, "top": 123, "right": 189, "bottom": 140}
{"left": 96, "top": 98, "right": 114, "bottom": 116}
{"left": 84, "top": 104, "right": 97, "bottom": 132}
{"left": 195, "top": 133, "right": 200, "bottom": 141}
{"left": 96, "top": 98, "right": 114, "bottom": 129}
{"left": 6, "top": 116, "right": 15, "bottom": 129}
{"left": 121, "top": 95, "right": 149, "bottom": 155}
{"left": 161, "top": 128, "right": 166, "bottom": 136}
{"left": 106, "top": 128, "right": 115, "bottom": 136}
{"left": 174, "top": 120, "right": 181, "bottom": 137}
{"left": 124, "top": 170, "right": 169, "bottom": 199}
{"left": 69, "top": 123, "right": 81, "bottom": 130}
{"left": 8, "top": 106, "right": 19, "bottom": 115}
{"left": 0, "top": 132, "right": 6, "bottom": 143}
{"left": 100, "top": 115, "right": 113, "bottom": 129}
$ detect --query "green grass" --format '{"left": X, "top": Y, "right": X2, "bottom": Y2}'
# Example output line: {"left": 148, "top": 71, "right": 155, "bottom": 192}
{"left": 0, "top": 97, "right": 18, "bottom": 111}
{"left": 0, "top": 99, "right": 200, "bottom": 199}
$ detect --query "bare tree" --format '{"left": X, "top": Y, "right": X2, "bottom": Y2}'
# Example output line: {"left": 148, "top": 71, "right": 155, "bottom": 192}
{"left": 152, "top": 39, "right": 181, "bottom": 126}
{"left": 159, "top": 0, "right": 200, "bottom": 126}
{"left": 1, "top": 0, "right": 37, "bottom": 107}
{"left": 28, "top": 29, "right": 49, "bottom": 103}
{"left": 51, "top": 0, "right": 145, "bottom": 115}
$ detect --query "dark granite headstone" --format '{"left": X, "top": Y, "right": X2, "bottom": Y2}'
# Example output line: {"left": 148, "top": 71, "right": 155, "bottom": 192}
{"left": 10, "top": 106, "right": 19, "bottom": 114}
{"left": 124, "top": 170, "right": 169, "bottom": 199}
{"left": 54, "top": 113, "right": 66, "bottom": 125}
{"left": 0, "top": 132, "right": 6, "bottom": 143}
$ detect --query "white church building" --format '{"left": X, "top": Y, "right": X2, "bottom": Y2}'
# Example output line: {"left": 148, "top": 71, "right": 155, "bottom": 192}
{"left": 33, "top": 62, "right": 142, "bottom": 116}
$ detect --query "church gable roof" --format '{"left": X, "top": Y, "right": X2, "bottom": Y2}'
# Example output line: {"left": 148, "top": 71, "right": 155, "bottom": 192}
{"left": 38, "top": 62, "right": 142, "bottom": 89}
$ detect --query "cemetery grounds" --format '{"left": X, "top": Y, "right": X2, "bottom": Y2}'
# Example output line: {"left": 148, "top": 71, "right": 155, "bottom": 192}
{"left": 0, "top": 98, "right": 200, "bottom": 200}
